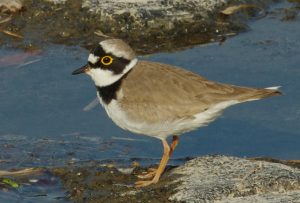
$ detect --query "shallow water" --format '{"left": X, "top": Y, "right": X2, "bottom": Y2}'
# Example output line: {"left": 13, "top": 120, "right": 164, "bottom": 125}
{"left": 0, "top": 2, "right": 300, "bottom": 202}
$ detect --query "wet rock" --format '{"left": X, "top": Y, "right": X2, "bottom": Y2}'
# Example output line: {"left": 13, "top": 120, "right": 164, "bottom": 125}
{"left": 0, "top": 0, "right": 277, "bottom": 54}
{"left": 44, "top": 0, "right": 67, "bottom": 4}
{"left": 82, "top": 0, "right": 228, "bottom": 19}
{"left": 169, "top": 155, "right": 300, "bottom": 202}
{"left": 0, "top": 0, "right": 23, "bottom": 13}
{"left": 53, "top": 155, "right": 300, "bottom": 202}
{"left": 53, "top": 162, "right": 176, "bottom": 202}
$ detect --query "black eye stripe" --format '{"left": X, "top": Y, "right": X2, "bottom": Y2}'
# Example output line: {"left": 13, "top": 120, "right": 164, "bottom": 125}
{"left": 89, "top": 45, "right": 131, "bottom": 74}
{"left": 89, "top": 61, "right": 100, "bottom": 68}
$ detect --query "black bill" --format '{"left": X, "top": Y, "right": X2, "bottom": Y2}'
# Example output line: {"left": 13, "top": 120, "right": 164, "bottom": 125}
{"left": 72, "top": 64, "right": 90, "bottom": 75}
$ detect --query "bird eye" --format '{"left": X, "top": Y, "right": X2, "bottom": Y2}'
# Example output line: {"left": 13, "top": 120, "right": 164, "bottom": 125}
{"left": 101, "top": 56, "right": 113, "bottom": 65}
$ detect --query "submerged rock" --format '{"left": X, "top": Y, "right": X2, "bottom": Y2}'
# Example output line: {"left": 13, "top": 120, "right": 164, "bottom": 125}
{"left": 170, "top": 155, "right": 300, "bottom": 202}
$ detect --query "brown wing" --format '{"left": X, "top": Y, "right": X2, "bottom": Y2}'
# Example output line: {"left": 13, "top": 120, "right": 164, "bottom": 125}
{"left": 120, "top": 60, "right": 280, "bottom": 123}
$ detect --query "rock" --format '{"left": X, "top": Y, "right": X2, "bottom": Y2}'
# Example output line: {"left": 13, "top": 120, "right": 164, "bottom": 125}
{"left": 82, "top": 0, "right": 228, "bottom": 18}
{"left": 52, "top": 155, "right": 300, "bottom": 202}
{"left": 1, "top": 0, "right": 283, "bottom": 53}
{"left": 0, "top": 0, "right": 23, "bottom": 13}
{"left": 169, "top": 155, "right": 300, "bottom": 203}
{"left": 1, "top": 0, "right": 273, "bottom": 53}
{"left": 43, "top": 0, "right": 66, "bottom": 4}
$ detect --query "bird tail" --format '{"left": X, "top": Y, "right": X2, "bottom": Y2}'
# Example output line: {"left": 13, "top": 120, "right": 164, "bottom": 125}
{"left": 239, "top": 86, "right": 282, "bottom": 102}
{"left": 262, "top": 86, "right": 282, "bottom": 97}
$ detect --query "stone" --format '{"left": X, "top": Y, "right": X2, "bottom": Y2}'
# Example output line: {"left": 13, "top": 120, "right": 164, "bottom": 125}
{"left": 0, "top": 0, "right": 23, "bottom": 13}
{"left": 82, "top": 0, "right": 228, "bottom": 22}
{"left": 169, "top": 155, "right": 300, "bottom": 203}
{"left": 43, "top": 0, "right": 66, "bottom": 4}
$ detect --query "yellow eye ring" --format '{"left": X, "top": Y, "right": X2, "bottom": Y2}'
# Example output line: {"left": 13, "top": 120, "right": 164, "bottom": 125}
{"left": 101, "top": 56, "right": 113, "bottom": 65}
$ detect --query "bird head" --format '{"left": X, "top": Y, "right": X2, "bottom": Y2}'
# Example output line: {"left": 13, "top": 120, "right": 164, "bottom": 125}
{"left": 72, "top": 39, "right": 138, "bottom": 87}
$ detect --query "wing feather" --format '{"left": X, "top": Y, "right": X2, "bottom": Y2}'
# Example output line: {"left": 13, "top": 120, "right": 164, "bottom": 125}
{"left": 119, "top": 60, "right": 279, "bottom": 123}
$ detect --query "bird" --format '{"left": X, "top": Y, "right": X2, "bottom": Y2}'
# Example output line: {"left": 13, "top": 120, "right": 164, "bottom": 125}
{"left": 72, "top": 38, "right": 281, "bottom": 187}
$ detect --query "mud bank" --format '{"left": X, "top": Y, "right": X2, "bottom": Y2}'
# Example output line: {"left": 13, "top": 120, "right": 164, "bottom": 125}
{"left": 53, "top": 156, "right": 300, "bottom": 202}
{"left": 0, "top": 0, "right": 279, "bottom": 54}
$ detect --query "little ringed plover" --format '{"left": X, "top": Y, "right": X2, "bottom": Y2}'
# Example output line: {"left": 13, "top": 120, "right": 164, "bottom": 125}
{"left": 72, "top": 38, "right": 281, "bottom": 187}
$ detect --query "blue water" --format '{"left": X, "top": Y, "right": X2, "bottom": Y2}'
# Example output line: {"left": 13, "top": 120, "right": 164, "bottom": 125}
{"left": 0, "top": 2, "right": 299, "bottom": 201}
{"left": 1, "top": 5, "right": 300, "bottom": 170}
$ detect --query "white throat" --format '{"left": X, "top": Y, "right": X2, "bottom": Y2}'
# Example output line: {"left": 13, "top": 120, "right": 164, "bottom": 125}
{"left": 87, "top": 58, "right": 138, "bottom": 87}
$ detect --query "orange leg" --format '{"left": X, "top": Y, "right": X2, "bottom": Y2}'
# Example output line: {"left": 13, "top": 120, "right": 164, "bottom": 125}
{"left": 135, "top": 136, "right": 179, "bottom": 187}
{"left": 170, "top": 135, "right": 179, "bottom": 156}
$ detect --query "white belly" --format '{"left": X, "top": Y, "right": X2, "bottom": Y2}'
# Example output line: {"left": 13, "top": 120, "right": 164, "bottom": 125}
{"left": 98, "top": 93, "right": 239, "bottom": 140}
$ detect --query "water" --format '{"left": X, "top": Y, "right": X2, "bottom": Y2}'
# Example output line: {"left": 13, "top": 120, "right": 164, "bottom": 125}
{"left": 0, "top": 2, "right": 300, "bottom": 201}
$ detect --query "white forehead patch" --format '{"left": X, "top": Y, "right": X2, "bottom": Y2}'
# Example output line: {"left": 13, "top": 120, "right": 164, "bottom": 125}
{"left": 88, "top": 53, "right": 99, "bottom": 64}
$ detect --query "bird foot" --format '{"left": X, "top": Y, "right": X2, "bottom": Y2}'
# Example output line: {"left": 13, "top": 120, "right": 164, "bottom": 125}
{"left": 137, "top": 168, "right": 157, "bottom": 179}
{"left": 135, "top": 179, "right": 158, "bottom": 187}
{"left": 137, "top": 170, "right": 156, "bottom": 179}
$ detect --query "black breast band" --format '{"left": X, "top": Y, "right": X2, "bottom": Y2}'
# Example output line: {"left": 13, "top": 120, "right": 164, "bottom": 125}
{"left": 96, "top": 70, "right": 131, "bottom": 104}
